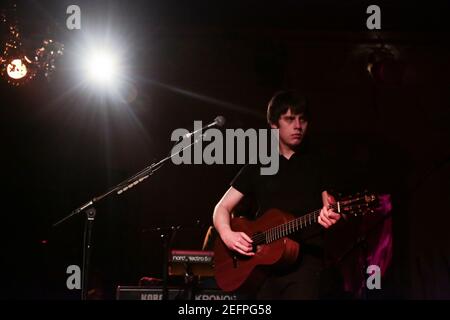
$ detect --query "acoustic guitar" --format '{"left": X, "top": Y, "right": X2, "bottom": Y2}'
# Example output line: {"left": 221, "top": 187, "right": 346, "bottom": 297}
{"left": 214, "top": 191, "right": 381, "bottom": 292}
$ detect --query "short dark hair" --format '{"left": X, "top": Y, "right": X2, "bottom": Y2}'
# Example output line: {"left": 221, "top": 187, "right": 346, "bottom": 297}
{"left": 267, "top": 90, "right": 310, "bottom": 125}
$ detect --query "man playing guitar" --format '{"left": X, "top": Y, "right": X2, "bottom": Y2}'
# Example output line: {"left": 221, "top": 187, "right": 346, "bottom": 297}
{"left": 213, "top": 91, "right": 342, "bottom": 299}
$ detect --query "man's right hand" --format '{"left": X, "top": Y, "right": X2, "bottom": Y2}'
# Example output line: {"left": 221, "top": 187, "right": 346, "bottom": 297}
{"left": 221, "top": 230, "right": 255, "bottom": 256}
{"left": 213, "top": 187, "right": 254, "bottom": 256}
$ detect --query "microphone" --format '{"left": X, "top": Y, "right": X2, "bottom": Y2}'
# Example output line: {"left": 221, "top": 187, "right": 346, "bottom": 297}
{"left": 183, "top": 116, "right": 226, "bottom": 139}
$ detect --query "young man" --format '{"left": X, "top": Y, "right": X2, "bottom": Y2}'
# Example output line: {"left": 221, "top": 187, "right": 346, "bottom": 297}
{"left": 213, "top": 91, "right": 341, "bottom": 299}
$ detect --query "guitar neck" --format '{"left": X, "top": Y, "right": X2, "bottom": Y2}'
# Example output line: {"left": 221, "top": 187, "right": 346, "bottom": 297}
{"left": 252, "top": 203, "right": 339, "bottom": 245}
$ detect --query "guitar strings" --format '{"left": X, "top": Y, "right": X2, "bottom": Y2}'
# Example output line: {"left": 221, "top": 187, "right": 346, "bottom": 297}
{"left": 251, "top": 204, "right": 339, "bottom": 244}
{"left": 250, "top": 195, "right": 376, "bottom": 244}
{"left": 251, "top": 209, "right": 321, "bottom": 244}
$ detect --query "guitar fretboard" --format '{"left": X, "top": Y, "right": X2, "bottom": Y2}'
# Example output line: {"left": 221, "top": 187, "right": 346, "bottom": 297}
{"left": 251, "top": 203, "right": 339, "bottom": 245}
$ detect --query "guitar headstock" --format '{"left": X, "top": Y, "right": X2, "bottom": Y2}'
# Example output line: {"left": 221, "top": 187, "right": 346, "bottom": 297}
{"left": 337, "top": 191, "right": 380, "bottom": 217}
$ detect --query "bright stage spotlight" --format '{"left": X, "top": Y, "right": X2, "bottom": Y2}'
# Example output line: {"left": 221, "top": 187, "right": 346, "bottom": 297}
{"left": 71, "top": 34, "right": 137, "bottom": 104}
{"left": 83, "top": 48, "right": 119, "bottom": 85}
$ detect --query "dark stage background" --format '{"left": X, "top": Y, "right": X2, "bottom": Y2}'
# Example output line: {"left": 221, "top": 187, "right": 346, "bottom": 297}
{"left": 1, "top": 0, "right": 449, "bottom": 299}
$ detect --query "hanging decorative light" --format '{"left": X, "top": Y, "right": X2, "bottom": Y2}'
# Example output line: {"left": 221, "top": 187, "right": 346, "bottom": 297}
{"left": 0, "top": 3, "right": 64, "bottom": 86}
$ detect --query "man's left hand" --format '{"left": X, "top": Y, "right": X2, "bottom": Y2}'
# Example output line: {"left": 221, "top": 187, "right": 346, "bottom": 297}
{"left": 318, "top": 195, "right": 341, "bottom": 228}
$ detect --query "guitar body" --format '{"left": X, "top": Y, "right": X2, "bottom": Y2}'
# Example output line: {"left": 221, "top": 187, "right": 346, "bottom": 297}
{"left": 213, "top": 191, "right": 382, "bottom": 293}
{"left": 214, "top": 208, "right": 300, "bottom": 293}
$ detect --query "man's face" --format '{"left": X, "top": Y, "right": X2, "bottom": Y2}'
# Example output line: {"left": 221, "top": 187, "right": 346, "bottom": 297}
{"left": 270, "top": 108, "right": 308, "bottom": 150}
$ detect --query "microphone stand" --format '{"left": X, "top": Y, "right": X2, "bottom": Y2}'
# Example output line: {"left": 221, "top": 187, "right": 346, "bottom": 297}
{"left": 160, "top": 225, "right": 179, "bottom": 301}
{"left": 81, "top": 208, "right": 96, "bottom": 300}
{"left": 53, "top": 132, "right": 209, "bottom": 300}
{"left": 142, "top": 220, "right": 204, "bottom": 300}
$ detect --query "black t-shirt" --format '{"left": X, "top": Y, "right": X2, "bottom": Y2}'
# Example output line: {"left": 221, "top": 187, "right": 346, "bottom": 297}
{"left": 230, "top": 148, "right": 334, "bottom": 247}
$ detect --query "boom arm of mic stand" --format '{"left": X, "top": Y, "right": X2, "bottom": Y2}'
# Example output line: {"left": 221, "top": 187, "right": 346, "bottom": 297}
{"left": 53, "top": 134, "right": 206, "bottom": 227}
